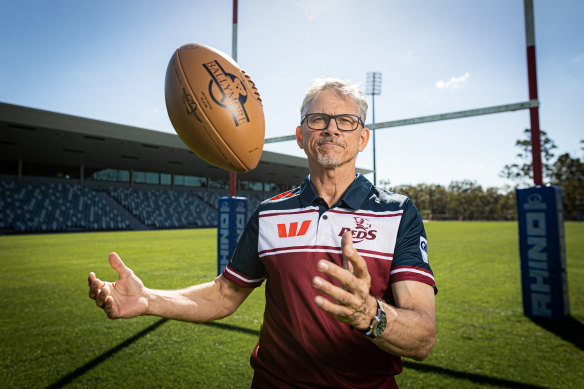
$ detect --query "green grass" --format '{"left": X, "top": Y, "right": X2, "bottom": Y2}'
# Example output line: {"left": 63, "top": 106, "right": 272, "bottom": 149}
{"left": 396, "top": 222, "right": 584, "bottom": 389}
{"left": 0, "top": 223, "right": 582, "bottom": 388}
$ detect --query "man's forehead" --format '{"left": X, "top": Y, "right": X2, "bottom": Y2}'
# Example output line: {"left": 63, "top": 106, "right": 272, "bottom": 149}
{"left": 306, "top": 90, "right": 358, "bottom": 113}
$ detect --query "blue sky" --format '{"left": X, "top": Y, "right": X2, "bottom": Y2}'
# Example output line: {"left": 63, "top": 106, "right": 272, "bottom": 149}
{"left": 1, "top": 0, "right": 582, "bottom": 189}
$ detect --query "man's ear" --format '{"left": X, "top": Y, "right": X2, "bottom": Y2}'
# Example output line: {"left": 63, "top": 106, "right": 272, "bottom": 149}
{"left": 296, "top": 126, "right": 303, "bottom": 148}
{"left": 358, "top": 128, "right": 370, "bottom": 152}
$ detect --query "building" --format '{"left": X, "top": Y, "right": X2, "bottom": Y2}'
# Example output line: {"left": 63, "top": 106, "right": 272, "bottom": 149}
{"left": 0, "top": 102, "right": 371, "bottom": 233}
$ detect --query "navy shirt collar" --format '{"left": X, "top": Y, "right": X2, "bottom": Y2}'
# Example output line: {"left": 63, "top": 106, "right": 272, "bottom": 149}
{"left": 298, "top": 174, "right": 373, "bottom": 210}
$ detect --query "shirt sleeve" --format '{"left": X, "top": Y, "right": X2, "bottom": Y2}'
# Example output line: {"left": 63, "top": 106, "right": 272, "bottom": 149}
{"left": 221, "top": 208, "right": 266, "bottom": 288}
{"left": 391, "top": 199, "right": 437, "bottom": 293}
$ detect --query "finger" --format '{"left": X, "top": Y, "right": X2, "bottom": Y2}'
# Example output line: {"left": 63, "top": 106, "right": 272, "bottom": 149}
{"left": 96, "top": 287, "right": 109, "bottom": 308}
{"left": 109, "top": 252, "right": 132, "bottom": 278}
{"left": 104, "top": 296, "right": 117, "bottom": 319}
{"left": 312, "top": 276, "right": 361, "bottom": 307}
{"left": 88, "top": 276, "right": 105, "bottom": 300}
{"left": 342, "top": 256, "right": 354, "bottom": 274}
{"left": 341, "top": 232, "right": 370, "bottom": 281}
{"left": 314, "top": 295, "right": 354, "bottom": 321}
{"left": 341, "top": 233, "right": 354, "bottom": 274}
{"left": 89, "top": 283, "right": 100, "bottom": 300}
{"left": 317, "top": 260, "right": 364, "bottom": 295}
{"left": 88, "top": 272, "right": 96, "bottom": 299}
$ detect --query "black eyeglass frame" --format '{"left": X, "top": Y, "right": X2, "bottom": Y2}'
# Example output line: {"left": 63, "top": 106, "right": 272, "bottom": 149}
{"left": 300, "top": 113, "right": 364, "bottom": 132}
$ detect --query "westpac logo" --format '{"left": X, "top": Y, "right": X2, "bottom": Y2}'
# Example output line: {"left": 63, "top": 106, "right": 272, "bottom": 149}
{"left": 277, "top": 220, "right": 311, "bottom": 238}
{"left": 203, "top": 60, "right": 250, "bottom": 127}
{"left": 338, "top": 217, "right": 377, "bottom": 243}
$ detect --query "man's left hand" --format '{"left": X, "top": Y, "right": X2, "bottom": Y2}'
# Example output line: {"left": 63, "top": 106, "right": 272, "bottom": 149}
{"left": 312, "top": 231, "right": 377, "bottom": 330}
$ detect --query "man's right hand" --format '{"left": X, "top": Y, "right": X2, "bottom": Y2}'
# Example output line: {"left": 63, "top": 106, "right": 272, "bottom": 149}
{"left": 88, "top": 252, "right": 149, "bottom": 319}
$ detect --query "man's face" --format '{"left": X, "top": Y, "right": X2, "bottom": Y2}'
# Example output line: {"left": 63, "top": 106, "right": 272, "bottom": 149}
{"left": 296, "top": 89, "right": 369, "bottom": 169}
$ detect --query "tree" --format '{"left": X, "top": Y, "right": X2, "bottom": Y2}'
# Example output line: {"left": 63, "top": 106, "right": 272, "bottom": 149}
{"left": 447, "top": 180, "right": 485, "bottom": 220}
{"left": 551, "top": 150, "right": 584, "bottom": 220}
{"left": 423, "top": 184, "right": 448, "bottom": 218}
{"left": 500, "top": 128, "right": 583, "bottom": 220}
{"left": 500, "top": 128, "right": 557, "bottom": 185}
{"left": 380, "top": 179, "right": 516, "bottom": 220}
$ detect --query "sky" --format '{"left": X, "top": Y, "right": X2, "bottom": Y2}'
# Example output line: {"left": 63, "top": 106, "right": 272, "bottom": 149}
{"left": 1, "top": 0, "right": 582, "bottom": 190}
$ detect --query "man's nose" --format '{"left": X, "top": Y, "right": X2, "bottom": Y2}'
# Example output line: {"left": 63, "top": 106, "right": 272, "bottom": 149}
{"left": 322, "top": 117, "right": 340, "bottom": 135}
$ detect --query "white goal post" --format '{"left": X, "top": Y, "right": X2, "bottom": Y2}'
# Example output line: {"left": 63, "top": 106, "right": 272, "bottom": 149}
{"left": 264, "top": 99, "right": 540, "bottom": 144}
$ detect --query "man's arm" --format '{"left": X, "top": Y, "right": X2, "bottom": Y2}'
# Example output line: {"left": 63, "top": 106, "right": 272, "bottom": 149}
{"left": 312, "top": 232, "right": 436, "bottom": 361}
{"left": 89, "top": 252, "right": 253, "bottom": 321}
{"left": 370, "top": 281, "right": 435, "bottom": 360}
{"left": 145, "top": 275, "right": 254, "bottom": 322}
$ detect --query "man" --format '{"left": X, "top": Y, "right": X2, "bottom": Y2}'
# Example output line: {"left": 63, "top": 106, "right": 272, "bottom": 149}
{"left": 89, "top": 78, "right": 436, "bottom": 388}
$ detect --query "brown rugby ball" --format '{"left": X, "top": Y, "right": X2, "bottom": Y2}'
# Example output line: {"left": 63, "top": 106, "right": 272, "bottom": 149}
{"left": 165, "top": 43, "right": 265, "bottom": 172}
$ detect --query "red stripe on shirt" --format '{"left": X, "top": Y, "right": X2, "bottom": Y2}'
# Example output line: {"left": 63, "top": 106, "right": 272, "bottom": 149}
{"left": 222, "top": 265, "right": 264, "bottom": 288}
{"left": 259, "top": 209, "right": 319, "bottom": 218}
{"left": 328, "top": 209, "right": 404, "bottom": 218}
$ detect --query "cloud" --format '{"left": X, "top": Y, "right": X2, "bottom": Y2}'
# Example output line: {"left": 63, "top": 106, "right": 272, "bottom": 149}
{"left": 435, "top": 72, "right": 470, "bottom": 89}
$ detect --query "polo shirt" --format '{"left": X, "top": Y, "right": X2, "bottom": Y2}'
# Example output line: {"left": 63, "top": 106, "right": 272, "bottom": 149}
{"left": 222, "top": 174, "right": 436, "bottom": 388}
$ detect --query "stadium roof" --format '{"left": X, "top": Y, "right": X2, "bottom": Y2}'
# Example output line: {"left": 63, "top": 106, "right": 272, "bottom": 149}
{"left": 0, "top": 102, "right": 372, "bottom": 187}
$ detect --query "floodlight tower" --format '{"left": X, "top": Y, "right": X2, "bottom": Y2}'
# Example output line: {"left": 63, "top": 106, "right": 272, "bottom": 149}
{"left": 366, "top": 72, "right": 382, "bottom": 186}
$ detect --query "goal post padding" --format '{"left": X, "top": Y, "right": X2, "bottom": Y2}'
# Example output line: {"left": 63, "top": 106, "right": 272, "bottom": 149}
{"left": 516, "top": 186, "right": 569, "bottom": 320}
{"left": 217, "top": 197, "right": 248, "bottom": 276}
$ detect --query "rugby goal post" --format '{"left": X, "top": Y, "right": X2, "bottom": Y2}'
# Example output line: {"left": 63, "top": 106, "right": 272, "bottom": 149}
{"left": 265, "top": 99, "right": 540, "bottom": 143}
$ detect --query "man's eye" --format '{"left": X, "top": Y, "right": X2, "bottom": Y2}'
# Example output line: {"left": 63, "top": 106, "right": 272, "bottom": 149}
{"left": 310, "top": 115, "right": 328, "bottom": 123}
{"left": 338, "top": 116, "right": 356, "bottom": 125}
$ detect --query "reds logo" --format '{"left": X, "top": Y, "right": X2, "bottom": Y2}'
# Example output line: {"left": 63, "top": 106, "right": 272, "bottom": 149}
{"left": 338, "top": 217, "right": 377, "bottom": 243}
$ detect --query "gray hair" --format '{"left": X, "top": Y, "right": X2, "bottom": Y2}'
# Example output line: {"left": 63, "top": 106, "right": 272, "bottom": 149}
{"left": 300, "top": 78, "right": 368, "bottom": 123}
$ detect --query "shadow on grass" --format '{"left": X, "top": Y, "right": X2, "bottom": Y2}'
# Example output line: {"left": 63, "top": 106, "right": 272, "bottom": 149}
{"left": 200, "top": 321, "right": 260, "bottom": 336}
{"left": 46, "top": 318, "right": 169, "bottom": 389}
{"left": 46, "top": 319, "right": 259, "bottom": 389}
{"left": 402, "top": 361, "right": 548, "bottom": 389}
{"left": 49, "top": 318, "right": 557, "bottom": 389}
{"left": 530, "top": 315, "right": 584, "bottom": 351}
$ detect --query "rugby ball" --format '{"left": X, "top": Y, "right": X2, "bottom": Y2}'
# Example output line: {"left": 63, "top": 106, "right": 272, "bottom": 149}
{"left": 165, "top": 43, "right": 265, "bottom": 172}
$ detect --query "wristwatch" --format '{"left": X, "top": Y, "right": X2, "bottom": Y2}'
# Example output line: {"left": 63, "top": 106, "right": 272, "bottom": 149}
{"left": 357, "top": 298, "right": 387, "bottom": 339}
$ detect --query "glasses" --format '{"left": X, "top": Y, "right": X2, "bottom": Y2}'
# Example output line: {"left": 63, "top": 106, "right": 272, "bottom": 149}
{"left": 301, "top": 113, "right": 363, "bottom": 132}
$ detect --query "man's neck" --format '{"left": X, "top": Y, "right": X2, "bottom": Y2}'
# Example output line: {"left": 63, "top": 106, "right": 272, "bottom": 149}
{"left": 309, "top": 162, "right": 356, "bottom": 207}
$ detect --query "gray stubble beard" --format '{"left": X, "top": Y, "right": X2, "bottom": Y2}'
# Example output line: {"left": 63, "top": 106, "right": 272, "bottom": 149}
{"left": 317, "top": 153, "right": 342, "bottom": 168}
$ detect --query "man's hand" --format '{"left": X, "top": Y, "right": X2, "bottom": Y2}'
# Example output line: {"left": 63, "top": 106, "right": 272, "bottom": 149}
{"left": 88, "top": 252, "right": 149, "bottom": 319}
{"left": 312, "top": 231, "right": 377, "bottom": 330}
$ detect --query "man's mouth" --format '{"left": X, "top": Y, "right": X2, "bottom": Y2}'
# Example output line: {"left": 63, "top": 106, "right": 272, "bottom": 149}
{"left": 317, "top": 137, "right": 345, "bottom": 149}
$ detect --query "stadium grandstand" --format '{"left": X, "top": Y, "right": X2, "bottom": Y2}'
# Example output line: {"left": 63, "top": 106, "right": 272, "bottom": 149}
{"left": 0, "top": 102, "right": 371, "bottom": 234}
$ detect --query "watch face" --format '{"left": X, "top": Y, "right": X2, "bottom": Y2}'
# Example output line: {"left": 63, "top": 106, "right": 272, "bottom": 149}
{"left": 372, "top": 315, "right": 387, "bottom": 338}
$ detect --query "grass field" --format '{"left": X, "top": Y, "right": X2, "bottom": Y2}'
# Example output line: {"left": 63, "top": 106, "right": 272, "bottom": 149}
{"left": 0, "top": 222, "right": 582, "bottom": 388}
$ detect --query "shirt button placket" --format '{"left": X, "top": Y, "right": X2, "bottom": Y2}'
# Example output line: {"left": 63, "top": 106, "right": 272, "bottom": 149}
{"left": 315, "top": 212, "right": 328, "bottom": 244}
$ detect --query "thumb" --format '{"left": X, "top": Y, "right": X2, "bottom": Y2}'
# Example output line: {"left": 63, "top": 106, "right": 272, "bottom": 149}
{"left": 341, "top": 231, "right": 355, "bottom": 256}
{"left": 341, "top": 231, "right": 355, "bottom": 273}
{"left": 341, "top": 231, "right": 368, "bottom": 279}
{"left": 109, "top": 252, "right": 132, "bottom": 278}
